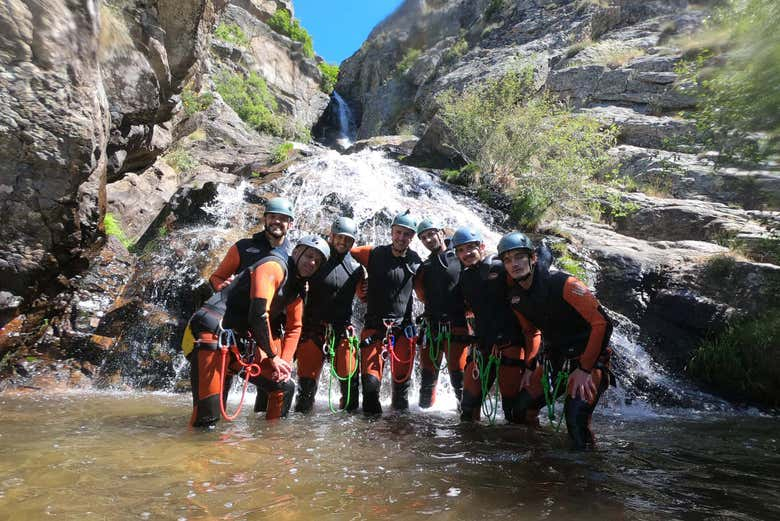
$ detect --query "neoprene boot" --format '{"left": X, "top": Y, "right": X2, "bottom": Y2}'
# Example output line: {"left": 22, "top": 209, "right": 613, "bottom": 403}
{"left": 340, "top": 376, "right": 359, "bottom": 411}
{"left": 362, "top": 374, "right": 382, "bottom": 415}
{"left": 418, "top": 368, "right": 438, "bottom": 409}
{"left": 293, "top": 377, "right": 317, "bottom": 413}
{"left": 391, "top": 380, "right": 410, "bottom": 411}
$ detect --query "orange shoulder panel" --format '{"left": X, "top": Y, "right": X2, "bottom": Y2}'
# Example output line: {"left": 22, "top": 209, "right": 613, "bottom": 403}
{"left": 209, "top": 245, "right": 241, "bottom": 290}
{"left": 562, "top": 277, "right": 607, "bottom": 371}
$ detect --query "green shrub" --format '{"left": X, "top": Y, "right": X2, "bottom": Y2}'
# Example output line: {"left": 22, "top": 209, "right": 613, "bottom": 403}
{"left": 318, "top": 62, "right": 339, "bottom": 94}
{"left": 163, "top": 149, "right": 197, "bottom": 173}
{"left": 485, "top": 0, "right": 506, "bottom": 21}
{"left": 215, "top": 72, "right": 284, "bottom": 136}
{"left": 214, "top": 22, "right": 249, "bottom": 47}
{"left": 676, "top": 0, "right": 780, "bottom": 161}
{"left": 271, "top": 142, "right": 294, "bottom": 164}
{"left": 437, "top": 68, "right": 617, "bottom": 229}
{"left": 267, "top": 9, "right": 314, "bottom": 58}
{"left": 396, "top": 48, "right": 421, "bottom": 74}
{"left": 181, "top": 88, "right": 214, "bottom": 116}
{"left": 688, "top": 310, "right": 780, "bottom": 406}
{"left": 441, "top": 37, "right": 468, "bottom": 66}
{"left": 103, "top": 212, "right": 133, "bottom": 249}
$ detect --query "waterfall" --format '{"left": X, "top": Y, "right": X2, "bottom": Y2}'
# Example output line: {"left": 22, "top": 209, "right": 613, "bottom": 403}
{"left": 332, "top": 91, "right": 355, "bottom": 149}
{"left": 118, "top": 148, "right": 729, "bottom": 413}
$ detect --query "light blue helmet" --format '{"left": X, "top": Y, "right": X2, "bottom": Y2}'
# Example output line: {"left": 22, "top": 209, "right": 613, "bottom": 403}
{"left": 416, "top": 219, "right": 439, "bottom": 235}
{"left": 296, "top": 235, "right": 330, "bottom": 263}
{"left": 331, "top": 216, "right": 358, "bottom": 240}
{"left": 264, "top": 197, "right": 294, "bottom": 219}
{"left": 391, "top": 210, "right": 417, "bottom": 232}
{"left": 450, "top": 227, "right": 483, "bottom": 248}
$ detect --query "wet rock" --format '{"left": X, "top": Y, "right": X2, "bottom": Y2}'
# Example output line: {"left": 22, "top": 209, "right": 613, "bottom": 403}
{"left": 346, "top": 135, "right": 419, "bottom": 157}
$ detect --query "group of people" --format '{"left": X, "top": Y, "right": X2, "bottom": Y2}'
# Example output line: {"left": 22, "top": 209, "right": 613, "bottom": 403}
{"left": 182, "top": 197, "right": 614, "bottom": 449}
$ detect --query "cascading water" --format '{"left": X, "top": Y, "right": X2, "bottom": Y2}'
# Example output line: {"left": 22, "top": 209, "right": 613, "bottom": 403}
{"left": 332, "top": 91, "right": 355, "bottom": 149}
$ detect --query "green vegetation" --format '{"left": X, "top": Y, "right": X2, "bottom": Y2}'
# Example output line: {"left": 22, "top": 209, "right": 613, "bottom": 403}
{"left": 214, "top": 22, "right": 249, "bottom": 47}
{"left": 271, "top": 142, "right": 294, "bottom": 164}
{"left": 318, "top": 62, "right": 339, "bottom": 94}
{"left": 215, "top": 71, "right": 284, "bottom": 136}
{"left": 181, "top": 88, "right": 214, "bottom": 116}
{"left": 267, "top": 8, "right": 314, "bottom": 58}
{"left": 163, "top": 148, "right": 197, "bottom": 174}
{"left": 437, "top": 68, "right": 617, "bottom": 229}
{"left": 441, "top": 37, "right": 468, "bottom": 66}
{"left": 103, "top": 212, "right": 133, "bottom": 249}
{"left": 396, "top": 48, "right": 421, "bottom": 75}
{"left": 688, "top": 310, "right": 780, "bottom": 407}
{"left": 549, "top": 241, "right": 588, "bottom": 282}
{"left": 676, "top": 0, "right": 780, "bottom": 162}
{"left": 485, "top": 0, "right": 506, "bottom": 21}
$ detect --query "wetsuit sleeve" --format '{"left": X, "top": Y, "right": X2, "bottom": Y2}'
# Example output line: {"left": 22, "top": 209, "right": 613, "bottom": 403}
{"left": 512, "top": 309, "right": 541, "bottom": 367}
{"left": 562, "top": 277, "right": 609, "bottom": 371}
{"left": 413, "top": 265, "right": 426, "bottom": 303}
{"left": 249, "top": 261, "right": 285, "bottom": 357}
{"left": 209, "top": 245, "right": 240, "bottom": 290}
{"left": 350, "top": 245, "right": 373, "bottom": 266}
{"left": 281, "top": 298, "right": 303, "bottom": 362}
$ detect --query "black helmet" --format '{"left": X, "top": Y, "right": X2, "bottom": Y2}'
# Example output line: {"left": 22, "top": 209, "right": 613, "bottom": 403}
{"left": 264, "top": 197, "right": 294, "bottom": 219}
{"left": 331, "top": 216, "right": 358, "bottom": 240}
{"left": 391, "top": 210, "right": 417, "bottom": 232}
{"left": 497, "top": 232, "right": 534, "bottom": 258}
{"left": 295, "top": 235, "right": 330, "bottom": 263}
{"left": 451, "top": 227, "right": 483, "bottom": 248}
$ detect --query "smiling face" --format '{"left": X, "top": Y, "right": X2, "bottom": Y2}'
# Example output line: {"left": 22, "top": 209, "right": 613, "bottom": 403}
{"left": 455, "top": 241, "right": 485, "bottom": 267}
{"left": 329, "top": 233, "right": 354, "bottom": 255}
{"left": 293, "top": 246, "right": 325, "bottom": 278}
{"left": 390, "top": 225, "right": 415, "bottom": 255}
{"left": 418, "top": 229, "right": 444, "bottom": 254}
{"left": 263, "top": 212, "right": 293, "bottom": 241}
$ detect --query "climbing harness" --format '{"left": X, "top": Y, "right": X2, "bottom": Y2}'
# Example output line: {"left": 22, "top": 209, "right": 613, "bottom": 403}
{"left": 216, "top": 324, "right": 262, "bottom": 421}
{"left": 327, "top": 325, "right": 360, "bottom": 413}
{"left": 542, "top": 357, "right": 571, "bottom": 432}
{"left": 381, "top": 318, "right": 415, "bottom": 384}
{"left": 472, "top": 349, "right": 500, "bottom": 425}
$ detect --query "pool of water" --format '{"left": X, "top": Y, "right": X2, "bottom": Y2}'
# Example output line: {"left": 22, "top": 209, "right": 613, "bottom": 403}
{"left": 0, "top": 391, "right": 778, "bottom": 520}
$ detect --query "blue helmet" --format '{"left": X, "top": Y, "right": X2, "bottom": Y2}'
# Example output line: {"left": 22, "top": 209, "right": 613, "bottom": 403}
{"left": 416, "top": 219, "right": 439, "bottom": 235}
{"left": 450, "top": 227, "right": 483, "bottom": 248}
{"left": 391, "top": 210, "right": 417, "bottom": 232}
{"left": 295, "top": 235, "right": 330, "bottom": 263}
{"left": 264, "top": 197, "right": 294, "bottom": 219}
{"left": 331, "top": 216, "right": 358, "bottom": 240}
{"left": 497, "top": 232, "right": 534, "bottom": 258}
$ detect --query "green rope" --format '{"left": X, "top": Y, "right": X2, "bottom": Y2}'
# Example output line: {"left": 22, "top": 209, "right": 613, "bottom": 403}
{"left": 327, "top": 330, "right": 360, "bottom": 413}
{"left": 476, "top": 350, "right": 501, "bottom": 425}
{"left": 542, "top": 360, "right": 569, "bottom": 432}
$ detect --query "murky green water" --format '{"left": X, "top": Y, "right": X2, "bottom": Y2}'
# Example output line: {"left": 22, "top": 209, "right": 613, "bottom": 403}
{"left": 0, "top": 392, "right": 778, "bottom": 520}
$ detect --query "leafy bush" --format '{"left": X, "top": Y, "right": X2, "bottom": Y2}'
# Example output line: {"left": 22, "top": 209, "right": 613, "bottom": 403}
{"left": 181, "top": 88, "right": 214, "bottom": 116}
{"left": 318, "top": 62, "right": 339, "bottom": 94}
{"left": 676, "top": 0, "right": 780, "bottom": 161}
{"left": 163, "top": 149, "right": 197, "bottom": 174}
{"left": 437, "top": 69, "right": 616, "bottom": 229}
{"left": 215, "top": 72, "right": 283, "bottom": 136}
{"left": 103, "top": 212, "right": 133, "bottom": 249}
{"left": 267, "top": 9, "right": 314, "bottom": 58}
{"left": 214, "top": 22, "right": 249, "bottom": 47}
{"left": 271, "top": 142, "right": 294, "bottom": 164}
{"left": 441, "top": 37, "right": 468, "bottom": 66}
{"left": 396, "top": 48, "right": 421, "bottom": 75}
{"left": 688, "top": 310, "right": 780, "bottom": 407}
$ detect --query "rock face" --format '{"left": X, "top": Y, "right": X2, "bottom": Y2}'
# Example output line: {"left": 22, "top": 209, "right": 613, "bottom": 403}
{"left": 0, "top": 0, "right": 110, "bottom": 300}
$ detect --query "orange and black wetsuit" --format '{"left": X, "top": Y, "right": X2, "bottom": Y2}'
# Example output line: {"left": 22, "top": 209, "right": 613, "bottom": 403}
{"left": 414, "top": 249, "right": 469, "bottom": 408}
{"left": 459, "top": 255, "right": 526, "bottom": 423}
{"left": 221, "top": 252, "right": 304, "bottom": 419}
{"left": 507, "top": 263, "right": 613, "bottom": 448}
{"left": 209, "top": 232, "right": 290, "bottom": 413}
{"left": 351, "top": 244, "right": 422, "bottom": 414}
{"left": 294, "top": 248, "right": 365, "bottom": 413}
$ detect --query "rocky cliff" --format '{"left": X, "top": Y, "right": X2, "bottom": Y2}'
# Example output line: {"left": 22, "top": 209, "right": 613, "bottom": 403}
{"left": 337, "top": 0, "right": 779, "bottom": 375}
{"left": 0, "top": 0, "right": 329, "bottom": 386}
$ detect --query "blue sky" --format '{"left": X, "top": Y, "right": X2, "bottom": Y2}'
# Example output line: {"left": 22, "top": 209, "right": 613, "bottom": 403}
{"left": 294, "top": 0, "right": 405, "bottom": 64}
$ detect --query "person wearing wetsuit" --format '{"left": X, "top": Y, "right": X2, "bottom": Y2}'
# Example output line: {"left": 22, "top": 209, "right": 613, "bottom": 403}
{"left": 350, "top": 211, "right": 422, "bottom": 415}
{"left": 221, "top": 235, "right": 330, "bottom": 420}
{"left": 294, "top": 217, "right": 366, "bottom": 413}
{"left": 498, "top": 231, "right": 613, "bottom": 449}
{"left": 452, "top": 227, "right": 527, "bottom": 423}
{"left": 182, "top": 197, "right": 294, "bottom": 427}
{"left": 413, "top": 219, "right": 469, "bottom": 409}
